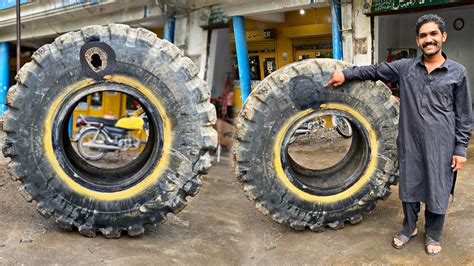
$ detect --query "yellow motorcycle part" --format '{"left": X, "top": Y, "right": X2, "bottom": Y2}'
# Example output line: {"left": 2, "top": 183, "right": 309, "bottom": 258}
{"left": 132, "top": 107, "right": 144, "bottom": 117}
{"left": 115, "top": 116, "right": 144, "bottom": 130}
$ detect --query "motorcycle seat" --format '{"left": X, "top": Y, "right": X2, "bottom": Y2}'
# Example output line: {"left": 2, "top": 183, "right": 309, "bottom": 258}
{"left": 84, "top": 117, "right": 117, "bottom": 127}
{"left": 103, "top": 126, "right": 128, "bottom": 136}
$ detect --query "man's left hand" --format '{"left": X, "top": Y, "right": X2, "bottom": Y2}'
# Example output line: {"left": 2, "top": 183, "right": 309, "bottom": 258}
{"left": 451, "top": 155, "right": 467, "bottom": 172}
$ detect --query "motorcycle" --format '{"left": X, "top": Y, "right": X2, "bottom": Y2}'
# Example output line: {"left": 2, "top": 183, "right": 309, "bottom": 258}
{"left": 74, "top": 108, "right": 148, "bottom": 161}
{"left": 288, "top": 115, "right": 352, "bottom": 144}
{"left": 332, "top": 115, "right": 353, "bottom": 138}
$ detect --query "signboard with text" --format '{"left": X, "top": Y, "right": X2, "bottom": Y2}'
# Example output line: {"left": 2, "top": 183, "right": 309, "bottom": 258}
{"left": 366, "top": 0, "right": 469, "bottom": 15}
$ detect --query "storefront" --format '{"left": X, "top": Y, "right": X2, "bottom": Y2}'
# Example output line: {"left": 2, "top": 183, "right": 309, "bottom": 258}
{"left": 370, "top": 2, "right": 474, "bottom": 103}
{"left": 230, "top": 7, "right": 333, "bottom": 110}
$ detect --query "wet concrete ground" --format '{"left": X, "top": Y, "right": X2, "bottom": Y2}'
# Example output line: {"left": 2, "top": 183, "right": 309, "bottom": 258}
{"left": 288, "top": 128, "right": 352, "bottom": 170}
{"left": 0, "top": 132, "right": 473, "bottom": 265}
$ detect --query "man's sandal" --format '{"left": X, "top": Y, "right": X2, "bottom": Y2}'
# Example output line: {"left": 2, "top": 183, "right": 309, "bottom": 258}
{"left": 425, "top": 236, "right": 441, "bottom": 256}
{"left": 391, "top": 231, "right": 418, "bottom": 249}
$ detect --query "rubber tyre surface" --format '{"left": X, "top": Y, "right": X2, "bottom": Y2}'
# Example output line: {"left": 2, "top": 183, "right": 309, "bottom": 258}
{"left": 3, "top": 25, "right": 217, "bottom": 237}
{"left": 234, "top": 59, "right": 399, "bottom": 231}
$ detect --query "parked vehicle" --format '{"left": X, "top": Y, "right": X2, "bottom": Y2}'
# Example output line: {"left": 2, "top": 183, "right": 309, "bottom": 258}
{"left": 288, "top": 117, "right": 326, "bottom": 144}
{"left": 333, "top": 116, "right": 353, "bottom": 138}
{"left": 75, "top": 108, "right": 148, "bottom": 161}
{"left": 288, "top": 116, "right": 353, "bottom": 144}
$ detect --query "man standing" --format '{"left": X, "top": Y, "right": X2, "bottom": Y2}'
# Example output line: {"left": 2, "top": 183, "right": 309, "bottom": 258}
{"left": 324, "top": 14, "right": 472, "bottom": 255}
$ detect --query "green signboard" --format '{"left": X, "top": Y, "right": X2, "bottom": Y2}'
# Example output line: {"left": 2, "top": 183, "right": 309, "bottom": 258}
{"left": 208, "top": 5, "right": 229, "bottom": 26}
{"left": 368, "top": 0, "right": 470, "bottom": 14}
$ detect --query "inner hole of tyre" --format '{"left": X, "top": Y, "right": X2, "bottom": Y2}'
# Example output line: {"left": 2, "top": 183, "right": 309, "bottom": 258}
{"left": 56, "top": 87, "right": 163, "bottom": 192}
{"left": 90, "top": 53, "right": 102, "bottom": 69}
{"left": 282, "top": 109, "right": 370, "bottom": 196}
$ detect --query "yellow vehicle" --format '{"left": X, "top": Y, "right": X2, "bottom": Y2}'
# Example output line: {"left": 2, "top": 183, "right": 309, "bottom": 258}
{"left": 75, "top": 107, "right": 148, "bottom": 161}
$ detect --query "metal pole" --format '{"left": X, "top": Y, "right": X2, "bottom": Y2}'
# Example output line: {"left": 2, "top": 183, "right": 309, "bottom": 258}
{"left": 0, "top": 43, "right": 10, "bottom": 115}
{"left": 16, "top": 0, "right": 21, "bottom": 73}
{"left": 169, "top": 15, "right": 175, "bottom": 43}
{"left": 331, "top": 0, "right": 343, "bottom": 60}
{"left": 163, "top": 15, "right": 175, "bottom": 43}
{"left": 232, "top": 16, "right": 251, "bottom": 105}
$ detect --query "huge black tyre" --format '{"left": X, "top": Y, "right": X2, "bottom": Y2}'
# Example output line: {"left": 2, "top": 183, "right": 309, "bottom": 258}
{"left": 2, "top": 25, "right": 217, "bottom": 237}
{"left": 234, "top": 59, "right": 399, "bottom": 231}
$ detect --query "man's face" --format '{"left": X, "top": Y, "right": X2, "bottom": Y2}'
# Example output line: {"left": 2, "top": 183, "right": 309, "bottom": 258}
{"left": 416, "top": 21, "right": 447, "bottom": 57}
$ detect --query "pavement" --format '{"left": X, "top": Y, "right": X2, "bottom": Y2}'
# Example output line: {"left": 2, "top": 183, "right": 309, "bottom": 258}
{"left": 0, "top": 131, "right": 473, "bottom": 265}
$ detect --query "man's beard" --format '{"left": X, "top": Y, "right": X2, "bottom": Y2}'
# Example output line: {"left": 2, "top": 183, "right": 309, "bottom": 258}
{"left": 421, "top": 41, "right": 441, "bottom": 56}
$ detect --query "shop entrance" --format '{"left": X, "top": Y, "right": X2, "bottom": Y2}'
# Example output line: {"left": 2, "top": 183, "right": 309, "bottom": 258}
{"left": 375, "top": 5, "right": 474, "bottom": 102}
{"left": 293, "top": 37, "right": 333, "bottom": 61}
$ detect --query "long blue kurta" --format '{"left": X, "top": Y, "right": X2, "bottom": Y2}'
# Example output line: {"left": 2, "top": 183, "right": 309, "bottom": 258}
{"left": 342, "top": 53, "right": 472, "bottom": 214}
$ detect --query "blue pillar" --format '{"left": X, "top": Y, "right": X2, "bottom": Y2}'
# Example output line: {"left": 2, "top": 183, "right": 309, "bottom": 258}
{"left": 331, "top": 1, "right": 343, "bottom": 60}
{"left": 0, "top": 42, "right": 10, "bottom": 116}
{"left": 163, "top": 15, "right": 175, "bottom": 43}
{"left": 232, "top": 16, "right": 251, "bottom": 105}
{"left": 69, "top": 116, "right": 73, "bottom": 136}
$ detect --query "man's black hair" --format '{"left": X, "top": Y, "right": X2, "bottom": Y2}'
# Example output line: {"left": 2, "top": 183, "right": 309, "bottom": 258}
{"left": 415, "top": 14, "right": 446, "bottom": 36}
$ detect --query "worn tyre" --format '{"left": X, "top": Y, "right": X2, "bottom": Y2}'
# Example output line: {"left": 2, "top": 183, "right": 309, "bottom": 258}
{"left": 3, "top": 25, "right": 217, "bottom": 237}
{"left": 234, "top": 59, "right": 399, "bottom": 231}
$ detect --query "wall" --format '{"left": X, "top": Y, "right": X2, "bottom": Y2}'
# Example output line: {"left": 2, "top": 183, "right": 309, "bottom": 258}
{"left": 377, "top": 5, "right": 474, "bottom": 103}
{"left": 341, "top": 1, "right": 373, "bottom": 65}
{"left": 207, "top": 28, "right": 233, "bottom": 98}
{"left": 240, "top": 19, "right": 291, "bottom": 68}
{"left": 374, "top": 15, "right": 400, "bottom": 63}
{"left": 179, "top": 8, "right": 211, "bottom": 80}
{"left": 351, "top": 0, "right": 372, "bottom": 65}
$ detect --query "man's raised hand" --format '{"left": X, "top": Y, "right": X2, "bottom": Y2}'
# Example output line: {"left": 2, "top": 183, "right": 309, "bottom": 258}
{"left": 324, "top": 70, "right": 345, "bottom": 88}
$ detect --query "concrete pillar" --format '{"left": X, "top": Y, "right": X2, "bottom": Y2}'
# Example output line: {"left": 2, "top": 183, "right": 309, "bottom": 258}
{"left": 341, "top": 3, "right": 353, "bottom": 63}
{"left": 182, "top": 8, "right": 210, "bottom": 80}
{"left": 0, "top": 42, "right": 10, "bottom": 116}
{"left": 351, "top": 0, "right": 372, "bottom": 65}
{"left": 340, "top": 1, "right": 372, "bottom": 65}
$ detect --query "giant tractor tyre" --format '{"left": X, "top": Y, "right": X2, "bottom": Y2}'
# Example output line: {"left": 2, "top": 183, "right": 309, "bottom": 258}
{"left": 234, "top": 59, "right": 399, "bottom": 231}
{"left": 2, "top": 25, "right": 217, "bottom": 237}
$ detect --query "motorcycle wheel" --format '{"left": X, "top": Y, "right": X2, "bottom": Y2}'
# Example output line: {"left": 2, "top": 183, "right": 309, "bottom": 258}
{"left": 335, "top": 117, "right": 353, "bottom": 138}
{"left": 288, "top": 135, "right": 298, "bottom": 144}
{"left": 76, "top": 129, "right": 107, "bottom": 161}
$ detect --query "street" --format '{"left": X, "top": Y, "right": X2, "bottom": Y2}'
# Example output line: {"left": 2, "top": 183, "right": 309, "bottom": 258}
{"left": 0, "top": 131, "right": 473, "bottom": 264}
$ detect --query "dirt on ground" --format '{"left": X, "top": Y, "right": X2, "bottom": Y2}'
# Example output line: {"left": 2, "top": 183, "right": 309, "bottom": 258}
{"left": 0, "top": 131, "right": 473, "bottom": 265}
